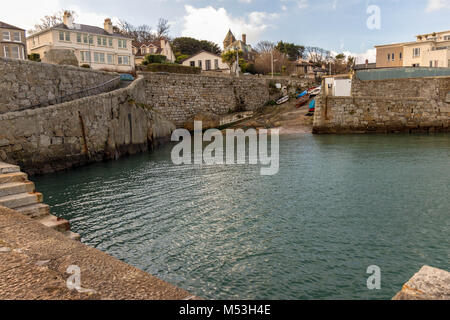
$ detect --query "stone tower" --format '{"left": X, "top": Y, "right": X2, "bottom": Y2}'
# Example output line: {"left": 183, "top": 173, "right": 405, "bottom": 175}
{"left": 223, "top": 29, "right": 236, "bottom": 49}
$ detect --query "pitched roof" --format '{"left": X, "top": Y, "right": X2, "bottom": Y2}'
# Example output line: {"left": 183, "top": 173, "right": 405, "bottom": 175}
{"left": 180, "top": 50, "right": 222, "bottom": 63}
{"left": 223, "top": 29, "right": 236, "bottom": 44}
{"left": 29, "top": 23, "right": 131, "bottom": 39}
{"left": 0, "top": 21, "right": 24, "bottom": 31}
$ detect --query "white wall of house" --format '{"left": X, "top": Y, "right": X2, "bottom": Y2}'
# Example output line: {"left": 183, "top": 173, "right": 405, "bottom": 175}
{"left": 27, "top": 29, "right": 134, "bottom": 72}
{"left": 182, "top": 51, "right": 229, "bottom": 71}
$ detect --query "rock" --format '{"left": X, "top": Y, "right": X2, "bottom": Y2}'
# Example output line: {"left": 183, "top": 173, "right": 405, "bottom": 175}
{"left": 393, "top": 266, "right": 450, "bottom": 300}
{"left": 446, "top": 92, "right": 450, "bottom": 103}
{"left": 42, "top": 49, "right": 79, "bottom": 67}
{"left": 183, "top": 112, "right": 221, "bottom": 131}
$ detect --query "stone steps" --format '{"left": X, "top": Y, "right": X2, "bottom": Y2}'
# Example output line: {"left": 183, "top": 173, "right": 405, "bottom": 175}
{"left": 15, "top": 203, "right": 50, "bottom": 219}
{"left": 0, "top": 181, "right": 35, "bottom": 197}
{"left": 0, "top": 172, "right": 28, "bottom": 184}
{"left": 36, "top": 214, "right": 70, "bottom": 232}
{"left": 0, "top": 162, "right": 20, "bottom": 174}
{"left": 0, "top": 192, "right": 43, "bottom": 209}
{"left": 0, "top": 161, "right": 80, "bottom": 241}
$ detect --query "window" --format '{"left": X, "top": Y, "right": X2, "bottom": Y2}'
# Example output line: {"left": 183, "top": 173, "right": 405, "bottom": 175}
{"left": 445, "top": 36, "right": 450, "bottom": 41}
{"left": 3, "top": 31, "right": 10, "bottom": 41}
{"left": 205, "top": 60, "right": 211, "bottom": 70}
{"left": 94, "top": 52, "right": 105, "bottom": 63}
{"left": 400, "top": 52, "right": 402, "bottom": 60}
{"left": 77, "top": 33, "right": 82, "bottom": 43}
{"left": 13, "top": 32, "right": 21, "bottom": 42}
{"left": 118, "top": 55, "right": 129, "bottom": 65}
{"left": 448, "top": 60, "right": 450, "bottom": 67}
{"left": 190, "top": 61, "right": 195, "bottom": 67}
{"left": 413, "top": 48, "right": 420, "bottom": 57}
{"left": 59, "top": 31, "right": 70, "bottom": 42}
{"left": 198, "top": 60, "right": 202, "bottom": 69}
{"left": 108, "top": 38, "right": 113, "bottom": 47}
{"left": 80, "top": 51, "right": 91, "bottom": 62}
{"left": 391, "top": 53, "right": 395, "bottom": 61}
{"left": 107, "top": 54, "right": 114, "bottom": 64}
{"left": 434, "top": 60, "right": 438, "bottom": 67}
{"left": 11, "top": 46, "right": 19, "bottom": 59}
{"left": 430, "top": 61, "right": 433, "bottom": 67}
{"left": 3, "top": 46, "right": 9, "bottom": 58}
{"left": 214, "top": 59, "right": 219, "bottom": 69}
{"left": 118, "top": 39, "right": 127, "bottom": 49}
{"left": 387, "top": 53, "right": 390, "bottom": 61}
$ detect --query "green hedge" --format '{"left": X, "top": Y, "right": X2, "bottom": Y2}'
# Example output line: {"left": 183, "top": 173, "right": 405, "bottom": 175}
{"left": 146, "top": 63, "right": 202, "bottom": 74}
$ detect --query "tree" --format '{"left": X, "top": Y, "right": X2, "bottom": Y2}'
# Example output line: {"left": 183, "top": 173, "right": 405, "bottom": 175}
{"left": 276, "top": 41, "right": 305, "bottom": 61}
{"left": 172, "top": 37, "right": 221, "bottom": 61}
{"left": 305, "top": 46, "right": 331, "bottom": 66}
{"left": 253, "top": 49, "right": 293, "bottom": 75}
{"left": 115, "top": 20, "right": 155, "bottom": 44}
{"left": 255, "top": 41, "right": 275, "bottom": 54}
{"left": 221, "top": 50, "right": 243, "bottom": 70}
{"left": 28, "top": 10, "right": 76, "bottom": 34}
{"left": 156, "top": 18, "right": 170, "bottom": 39}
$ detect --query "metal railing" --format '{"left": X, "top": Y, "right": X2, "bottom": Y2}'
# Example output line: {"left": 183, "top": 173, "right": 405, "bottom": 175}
{"left": 7, "top": 76, "right": 121, "bottom": 114}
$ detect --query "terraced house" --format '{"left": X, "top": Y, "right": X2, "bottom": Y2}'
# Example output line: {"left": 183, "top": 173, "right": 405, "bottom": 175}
{"left": 0, "top": 21, "right": 26, "bottom": 60}
{"left": 376, "top": 29, "right": 450, "bottom": 68}
{"left": 26, "top": 11, "right": 134, "bottom": 72}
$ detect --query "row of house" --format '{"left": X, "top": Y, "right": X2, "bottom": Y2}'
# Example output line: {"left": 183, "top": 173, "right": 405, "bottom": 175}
{"left": 1, "top": 13, "right": 256, "bottom": 74}
{"left": 375, "top": 30, "right": 450, "bottom": 68}
{"left": 1, "top": 12, "right": 178, "bottom": 72}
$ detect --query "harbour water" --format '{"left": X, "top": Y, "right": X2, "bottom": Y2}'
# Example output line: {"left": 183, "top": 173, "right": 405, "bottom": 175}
{"left": 34, "top": 134, "right": 450, "bottom": 299}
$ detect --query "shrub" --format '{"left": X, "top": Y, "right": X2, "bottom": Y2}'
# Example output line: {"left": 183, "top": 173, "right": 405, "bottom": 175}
{"left": 142, "top": 54, "right": 167, "bottom": 65}
{"left": 146, "top": 63, "right": 201, "bottom": 74}
{"left": 28, "top": 53, "right": 41, "bottom": 62}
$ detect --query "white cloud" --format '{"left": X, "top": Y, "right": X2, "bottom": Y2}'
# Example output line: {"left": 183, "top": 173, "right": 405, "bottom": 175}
{"left": 0, "top": 0, "right": 117, "bottom": 32}
{"left": 181, "top": 5, "right": 279, "bottom": 48}
{"left": 330, "top": 49, "right": 376, "bottom": 64}
{"left": 426, "top": 0, "right": 450, "bottom": 12}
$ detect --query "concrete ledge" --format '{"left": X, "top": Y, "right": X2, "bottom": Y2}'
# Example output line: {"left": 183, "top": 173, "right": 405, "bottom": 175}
{"left": 0, "top": 206, "right": 197, "bottom": 300}
{"left": 393, "top": 266, "right": 450, "bottom": 300}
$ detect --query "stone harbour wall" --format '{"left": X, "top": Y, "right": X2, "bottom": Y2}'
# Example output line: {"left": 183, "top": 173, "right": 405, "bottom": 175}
{"left": 142, "top": 72, "right": 313, "bottom": 126}
{"left": 314, "top": 76, "right": 450, "bottom": 133}
{"left": 0, "top": 57, "right": 118, "bottom": 114}
{"left": 0, "top": 76, "right": 175, "bottom": 175}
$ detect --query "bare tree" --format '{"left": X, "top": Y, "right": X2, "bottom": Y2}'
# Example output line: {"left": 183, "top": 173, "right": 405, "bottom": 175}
{"left": 254, "top": 49, "right": 293, "bottom": 75}
{"left": 255, "top": 41, "right": 275, "bottom": 54}
{"left": 28, "top": 10, "right": 76, "bottom": 35}
{"left": 305, "top": 46, "right": 331, "bottom": 66}
{"left": 115, "top": 20, "right": 155, "bottom": 44}
{"left": 156, "top": 18, "right": 170, "bottom": 39}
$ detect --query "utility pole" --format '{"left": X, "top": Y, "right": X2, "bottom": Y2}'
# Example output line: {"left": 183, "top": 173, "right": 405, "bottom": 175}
{"left": 271, "top": 50, "right": 274, "bottom": 79}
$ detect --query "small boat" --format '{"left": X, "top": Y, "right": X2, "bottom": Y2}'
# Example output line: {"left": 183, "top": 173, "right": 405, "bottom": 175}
{"left": 308, "top": 86, "right": 321, "bottom": 97}
{"left": 296, "top": 94, "right": 309, "bottom": 108}
{"left": 276, "top": 95, "right": 290, "bottom": 105}
{"left": 297, "top": 90, "right": 308, "bottom": 98}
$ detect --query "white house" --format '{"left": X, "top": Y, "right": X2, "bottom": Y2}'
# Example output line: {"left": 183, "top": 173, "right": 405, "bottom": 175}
{"left": 181, "top": 50, "right": 229, "bottom": 72}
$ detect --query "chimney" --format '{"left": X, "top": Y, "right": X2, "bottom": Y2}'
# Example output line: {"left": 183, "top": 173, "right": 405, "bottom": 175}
{"left": 242, "top": 34, "right": 247, "bottom": 45}
{"left": 365, "top": 59, "right": 369, "bottom": 68}
{"left": 104, "top": 18, "right": 113, "bottom": 34}
{"left": 63, "top": 11, "right": 74, "bottom": 29}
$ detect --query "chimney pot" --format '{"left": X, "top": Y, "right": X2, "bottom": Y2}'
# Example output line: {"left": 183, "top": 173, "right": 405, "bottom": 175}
{"left": 104, "top": 18, "right": 113, "bottom": 34}
{"left": 63, "top": 11, "right": 74, "bottom": 29}
{"left": 242, "top": 34, "right": 247, "bottom": 44}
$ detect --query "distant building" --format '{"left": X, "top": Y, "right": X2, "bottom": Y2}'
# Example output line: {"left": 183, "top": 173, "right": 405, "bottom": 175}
{"left": 132, "top": 39, "right": 176, "bottom": 65}
{"left": 181, "top": 50, "right": 229, "bottom": 72}
{"left": 223, "top": 29, "right": 257, "bottom": 62}
{"left": 27, "top": 11, "right": 134, "bottom": 72}
{"left": 293, "top": 58, "right": 315, "bottom": 78}
{"left": 375, "top": 29, "right": 450, "bottom": 68}
{"left": 0, "top": 21, "right": 26, "bottom": 60}
{"left": 353, "top": 60, "right": 377, "bottom": 70}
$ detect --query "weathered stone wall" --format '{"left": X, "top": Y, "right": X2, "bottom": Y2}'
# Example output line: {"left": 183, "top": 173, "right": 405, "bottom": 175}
{"left": 314, "top": 76, "right": 450, "bottom": 133}
{"left": 141, "top": 72, "right": 313, "bottom": 126}
{"left": 0, "top": 77, "right": 175, "bottom": 175}
{"left": 0, "top": 57, "right": 118, "bottom": 114}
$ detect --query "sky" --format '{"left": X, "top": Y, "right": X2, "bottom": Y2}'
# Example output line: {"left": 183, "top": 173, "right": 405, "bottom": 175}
{"left": 1, "top": 0, "right": 449, "bottom": 63}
